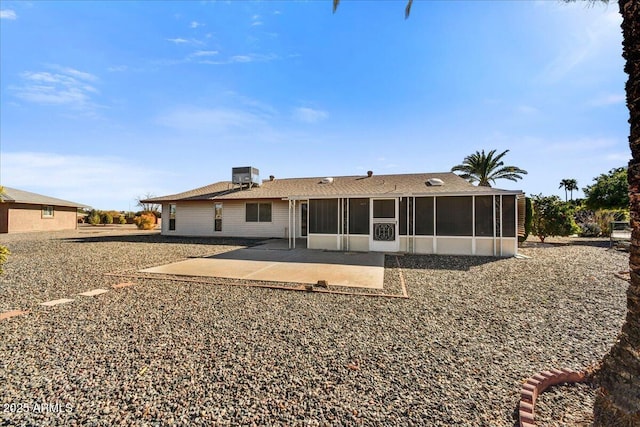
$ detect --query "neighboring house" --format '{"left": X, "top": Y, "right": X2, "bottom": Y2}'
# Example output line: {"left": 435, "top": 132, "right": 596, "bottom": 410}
{"left": 144, "top": 167, "right": 524, "bottom": 256}
{"left": 0, "top": 187, "right": 88, "bottom": 233}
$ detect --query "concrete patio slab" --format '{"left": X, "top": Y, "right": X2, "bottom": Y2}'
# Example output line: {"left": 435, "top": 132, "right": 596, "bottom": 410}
{"left": 78, "top": 289, "right": 109, "bottom": 297}
{"left": 40, "top": 298, "right": 74, "bottom": 307}
{"left": 140, "top": 248, "right": 385, "bottom": 289}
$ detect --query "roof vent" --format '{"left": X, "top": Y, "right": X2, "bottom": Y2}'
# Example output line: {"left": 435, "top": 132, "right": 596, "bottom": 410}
{"left": 321, "top": 177, "right": 334, "bottom": 184}
{"left": 426, "top": 178, "right": 444, "bottom": 186}
{"left": 367, "top": 170, "right": 373, "bottom": 177}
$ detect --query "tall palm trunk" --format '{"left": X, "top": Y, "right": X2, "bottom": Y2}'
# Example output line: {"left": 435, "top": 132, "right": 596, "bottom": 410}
{"left": 593, "top": 1, "right": 640, "bottom": 425}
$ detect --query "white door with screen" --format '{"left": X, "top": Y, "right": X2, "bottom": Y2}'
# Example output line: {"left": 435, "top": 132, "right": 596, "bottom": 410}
{"left": 369, "top": 198, "right": 399, "bottom": 252}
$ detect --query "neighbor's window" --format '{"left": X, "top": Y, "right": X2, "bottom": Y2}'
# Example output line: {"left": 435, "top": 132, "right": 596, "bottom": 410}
{"left": 436, "top": 196, "right": 472, "bottom": 236}
{"left": 42, "top": 205, "right": 54, "bottom": 218}
{"left": 169, "top": 204, "right": 176, "bottom": 231}
{"left": 414, "top": 197, "right": 434, "bottom": 236}
{"left": 474, "top": 196, "right": 494, "bottom": 237}
{"left": 214, "top": 203, "right": 223, "bottom": 232}
{"left": 246, "top": 203, "right": 272, "bottom": 222}
{"left": 309, "top": 199, "right": 338, "bottom": 234}
{"left": 348, "top": 198, "right": 369, "bottom": 235}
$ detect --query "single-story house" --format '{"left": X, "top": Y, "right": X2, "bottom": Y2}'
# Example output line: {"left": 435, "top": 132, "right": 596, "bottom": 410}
{"left": 0, "top": 187, "right": 88, "bottom": 234}
{"left": 144, "top": 168, "right": 524, "bottom": 256}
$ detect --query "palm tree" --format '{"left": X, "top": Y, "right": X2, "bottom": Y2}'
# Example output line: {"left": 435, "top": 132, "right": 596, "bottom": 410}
{"left": 559, "top": 178, "right": 578, "bottom": 201}
{"left": 450, "top": 149, "right": 527, "bottom": 187}
{"left": 333, "top": 1, "right": 638, "bottom": 424}
{"left": 593, "top": 2, "right": 640, "bottom": 425}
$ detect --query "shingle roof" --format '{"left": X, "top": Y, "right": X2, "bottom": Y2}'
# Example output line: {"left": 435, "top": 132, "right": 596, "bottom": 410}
{"left": 0, "top": 187, "right": 89, "bottom": 208}
{"left": 145, "top": 172, "right": 522, "bottom": 203}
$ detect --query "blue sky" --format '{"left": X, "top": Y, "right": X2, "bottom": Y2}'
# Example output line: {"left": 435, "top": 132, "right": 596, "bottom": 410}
{"left": 0, "top": 1, "right": 626, "bottom": 211}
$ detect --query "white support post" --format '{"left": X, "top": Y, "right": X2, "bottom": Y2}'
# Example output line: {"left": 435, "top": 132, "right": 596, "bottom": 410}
{"left": 472, "top": 195, "right": 476, "bottom": 255}
{"left": 500, "top": 195, "right": 503, "bottom": 257}
{"left": 493, "top": 195, "right": 497, "bottom": 256}
{"left": 433, "top": 197, "right": 437, "bottom": 254}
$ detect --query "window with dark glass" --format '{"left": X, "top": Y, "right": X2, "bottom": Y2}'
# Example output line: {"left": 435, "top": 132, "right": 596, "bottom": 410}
{"left": 348, "top": 198, "right": 369, "bottom": 235}
{"left": 501, "top": 196, "right": 516, "bottom": 237}
{"left": 414, "top": 197, "right": 434, "bottom": 235}
{"left": 373, "top": 199, "right": 395, "bottom": 218}
{"left": 436, "top": 196, "right": 472, "bottom": 236}
{"left": 42, "top": 205, "right": 54, "bottom": 218}
{"left": 246, "top": 203, "right": 272, "bottom": 222}
{"left": 214, "top": 203, "right": 222, "bottom": 232}
{"left": 474, "top": 196, "right": 494, "bottom": 236}
{"left": 169, "top": 204, "right": 176, "bottom": 231}
{"left": 309, "top": 199, "right": 338, "bottom": 234}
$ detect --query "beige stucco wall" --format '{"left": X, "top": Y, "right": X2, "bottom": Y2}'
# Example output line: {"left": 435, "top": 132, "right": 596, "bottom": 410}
{"left": 414, "top": 237, "right": 435, "bottom": 254}
{"left": 308, "top": 234, "right": 339, "bottom": 250}
{"left": 475, "top": 238, "right": 495, "bottom": 256}
{"left": 163, "top": 200, "right": 291, "bottom": 238}
{"left": 347, "top": 235, "right": 369, "bottom": 252}
{"left": 4, "top": 204, "right": 77, "bottom": 233}
{"left": 436, "top": 237, "right": 473, "bottom": 255}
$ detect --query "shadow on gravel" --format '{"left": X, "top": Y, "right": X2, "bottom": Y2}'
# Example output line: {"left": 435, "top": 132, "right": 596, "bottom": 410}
{"left": 397, "top": 254, "right": 502, "bottom": 271}
{"left": 520, "top": 239, "right": 611, "bottom": 249}
{"left": 61, "top": 234, "right": 265, "bottom": 247}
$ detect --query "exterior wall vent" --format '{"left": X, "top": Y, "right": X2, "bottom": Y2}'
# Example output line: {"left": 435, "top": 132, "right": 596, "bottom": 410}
{"left": 426, "top": 178, "right": 444, "bottom": 186}
{"left": 321, "top": 177, "right": 334, "bottom": 184}
{"left": 232, "top": 167, "right": 260, "bottom": 188}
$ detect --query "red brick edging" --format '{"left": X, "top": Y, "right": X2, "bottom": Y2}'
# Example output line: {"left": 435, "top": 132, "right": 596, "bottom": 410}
{"left": 519, "top": 367, "right": 586, "bottom": 427}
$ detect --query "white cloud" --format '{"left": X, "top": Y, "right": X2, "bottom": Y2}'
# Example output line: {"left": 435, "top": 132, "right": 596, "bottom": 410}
{"left": 0, "top": 9, "right": 17, "bottom": 20}
{"left": 538, "top": 136, "right": 617, "bottom": 153}
{"left": 589, "top": 93, "right": 625, "bottom": 107}
{"left": 10, "top": 66, "right": 100, "bottom": 109}
{"left": 167, "top": 37, "right": 189, "bottom": 44}
{"left": 251, "top": 14, "right": 263, "bottom": 26}
{"left": 293, "top": 107, "right": 328, "bottom": 123}
{"left": 157, "top": 106, "right": 266, "bottom": 132}
{"left": 539, "top": 9, "right": 622, "bottom": 83}
{"left": 0, "top": 152, "right": 164, "bottom": 210}
{"left": 190, "top": 21, "right": 203, "bottom": 28}
{"left": 198, "top": 53, "right": 278, "bottom": 65}
{"left": 516, "top": 105, "right": 539, "bottom": 115}
{"left": 107, "top": 65, "right": 128, "bottom": 72}
{"left": 191, "top": 50, "right": 218, "bottom": 57}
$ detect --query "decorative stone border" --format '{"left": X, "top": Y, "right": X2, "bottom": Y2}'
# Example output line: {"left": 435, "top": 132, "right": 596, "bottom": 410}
{"left": 519, "top": 367, "right": 586, "bottom": 427}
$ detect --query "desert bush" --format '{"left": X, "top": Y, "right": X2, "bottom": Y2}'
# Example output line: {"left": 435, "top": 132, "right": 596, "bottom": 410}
{"left": 134, "top": 214, "right": 156, "bottom": 230}
{"left": 101, "top": 213, "right": 113, "bottom": 225}
{"left": 0, "top": 245, "right": 10, "bottom": 274}
{"left": 118, "top": 216, "right": 127, "bottom": 224}
{"left": 531, "top": 194, "right": 579, "bottom": 242}
{"left": 88, "top": 210, "right": 101, "bottom": 225}
{"left": 580, "top": 222, "right": 602, "bottom": 237}
{"left": 595, "top": 208, "right": 629, "bottom": 237}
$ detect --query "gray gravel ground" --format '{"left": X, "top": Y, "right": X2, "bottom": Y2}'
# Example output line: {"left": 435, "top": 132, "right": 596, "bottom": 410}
{"left": 0, "top": 229, "right": 628, "bottom": 426}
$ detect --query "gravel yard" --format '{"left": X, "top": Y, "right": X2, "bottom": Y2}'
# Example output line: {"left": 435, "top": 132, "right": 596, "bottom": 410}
{"left": 0, "top": 229, "right": 629, "bottom": 426}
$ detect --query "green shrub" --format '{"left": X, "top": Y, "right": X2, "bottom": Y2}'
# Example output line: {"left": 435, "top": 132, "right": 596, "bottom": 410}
{"left": 134, "top": 214, "right": 156, "bottom": 230}
{"left": 531, "top": 194, "right": 579, "bottom": 242}
{"left": 118, "top": 216, "right": 127, "bottom": 224}
{"left": 88, "top": 211, "right": 101, "bottom": 225}
{"left": 101, "top": 213, "right": 113, "bottom": 225}
{"left": 579, "top": 222, "right": 602, "bottom": 237}
{"left": 595, "top": 208, "right": 629, "bottom": 237}
{"left": 0, "top": 245, "right": 10, "bottom": 274}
